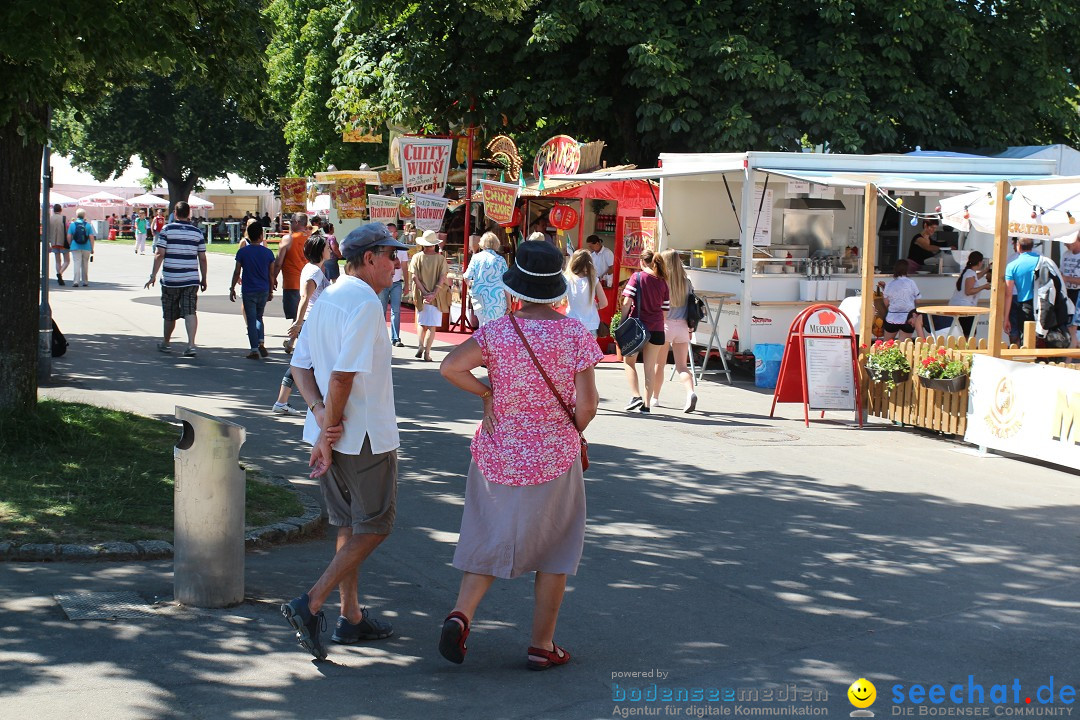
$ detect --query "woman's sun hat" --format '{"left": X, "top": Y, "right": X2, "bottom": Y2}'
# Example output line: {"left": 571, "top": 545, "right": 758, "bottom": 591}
{"left": 416, "top": 230, "right": 440, "bottom": 246}
{"left": 502, "top": 240, "right": 567, "bottom": 304}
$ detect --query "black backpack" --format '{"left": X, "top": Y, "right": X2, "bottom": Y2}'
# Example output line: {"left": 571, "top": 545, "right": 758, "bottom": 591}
{"left": 51, "top": 319, "right": 68, "bottom": 357}
{"left": 71, "top": 220, "right": 89, "bottom": 245}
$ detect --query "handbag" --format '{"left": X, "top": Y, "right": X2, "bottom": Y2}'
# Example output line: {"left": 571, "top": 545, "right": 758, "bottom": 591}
{"left": 508, "top": 315, "right": 589, "bottom": 472}
{"left": 613, "top": 272, "right": 648, "bottom": 356}
{"left": 685, "top": 289, "right": 706, "bottom": 332}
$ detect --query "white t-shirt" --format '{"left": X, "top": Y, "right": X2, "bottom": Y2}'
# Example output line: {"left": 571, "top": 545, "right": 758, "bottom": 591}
{"left": 565, "top": 275, "right": 600, "bottom": 331}
{"left": 949, "top": 268, "right": 981, "bottom": 307}
{"left": 883, "top": 276, "right": 921, "bottom": 323}
{"left": 300, "top": 263, "right": 330, "bottom": 319}
{"left": 291, "top": 275, "right": 400, "bottom": 455}
{"left": 590, "top": 247, "right": 615, "bottom": 286}
{"left": 391, "top": 250, "right": 409, "bottom": 283}
{"left": 1060, "top": 250, "right": 1080, "bottom": 290}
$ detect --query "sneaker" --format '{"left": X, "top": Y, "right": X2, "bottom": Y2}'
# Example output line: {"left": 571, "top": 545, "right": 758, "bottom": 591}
{"left": 683, "top": 393, "right": 698, "bottom": 414}
{"left": 638, "top": 406, "right": 651, "bottom": 414}
{"left": 183, "top": 346, "right": 197, "bottom": 357}
{"left": 651, "top": 397, "right": 661, "bottom": 408}
{"left": 281, "top": 593, "right": 328, "bottom": 660}
{"left": 272, "top": 402, "right": 304, "bottom": 416}
{"left": 245, "top": 350, "right": 260, "bottom": 359}
{"left": 56, "top": 274, "right": 65, "bottom": 286}
{"left": 258, "top": 344, "right": 269, "bottom": 358}
{"left": 625, "top": 396, "right": 644, "bottom": 411}
{"left": 282, "top": 338, "right": 294, "bottom": 354}
{"left": 393, "top": 340, "right": 404, "bottom": 347}
{"left": 157, "top": 342, "right": 171, "bottom": 353}
{"left": 331, "top": 608, "right": 394, "bottom": 644}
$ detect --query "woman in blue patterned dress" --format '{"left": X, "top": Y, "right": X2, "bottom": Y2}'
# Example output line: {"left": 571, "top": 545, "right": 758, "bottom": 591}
{"left": 463, "top": 232, "right": 511, "bottom": 326}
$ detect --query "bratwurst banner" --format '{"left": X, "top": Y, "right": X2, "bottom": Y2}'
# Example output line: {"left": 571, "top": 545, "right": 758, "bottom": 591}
{"left": 399, "top": 137, "right": 453, "bottom": 197}
{"left": 413, "top": 193, "right": 450, "bottom": 232}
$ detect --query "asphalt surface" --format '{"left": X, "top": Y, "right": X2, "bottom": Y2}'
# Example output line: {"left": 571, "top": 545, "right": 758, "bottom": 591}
{"left": 2, "top": 243, "right": 1078, "bottom": 720}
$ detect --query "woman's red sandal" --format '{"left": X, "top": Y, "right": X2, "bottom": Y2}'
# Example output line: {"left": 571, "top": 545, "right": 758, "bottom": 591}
{"left": 526, "top": 643, "right": 571, "bottom": 671}
{"left": 439, "top": 611, "right": 470, "bottom": 664}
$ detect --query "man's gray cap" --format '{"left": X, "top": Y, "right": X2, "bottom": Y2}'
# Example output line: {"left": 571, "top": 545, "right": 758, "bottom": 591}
{"left": 340, "top": 222, "right": 410, "bottom": 259}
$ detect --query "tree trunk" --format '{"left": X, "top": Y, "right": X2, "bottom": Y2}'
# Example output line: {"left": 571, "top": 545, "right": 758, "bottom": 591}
{"left": 0, "top": 107, "right": 46, "bottom": 411}
{"left": 163, "top": 174, "right": 197, "bottom": 213}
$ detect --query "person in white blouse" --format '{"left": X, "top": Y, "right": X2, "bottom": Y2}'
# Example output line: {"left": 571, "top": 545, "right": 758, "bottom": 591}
{"left": 586, "top": 234, "right": 615, "bottom": 288}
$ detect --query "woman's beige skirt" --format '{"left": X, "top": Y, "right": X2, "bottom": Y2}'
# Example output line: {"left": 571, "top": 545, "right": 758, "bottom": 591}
{"left": 452, "top": 458, "right": 586, "bottom": 579}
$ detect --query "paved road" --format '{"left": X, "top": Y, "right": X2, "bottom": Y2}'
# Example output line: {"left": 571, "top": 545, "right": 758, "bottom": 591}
{"left": 2, "top": 243, "right": 1078, "bottom": 719}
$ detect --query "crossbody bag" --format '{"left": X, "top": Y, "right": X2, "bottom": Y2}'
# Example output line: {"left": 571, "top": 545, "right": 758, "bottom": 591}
{"left": 508, "top": 315, "right": 589, "bottom": 472}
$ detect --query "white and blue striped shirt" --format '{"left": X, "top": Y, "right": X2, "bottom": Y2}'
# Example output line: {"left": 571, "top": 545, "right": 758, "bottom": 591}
{"left": 154, "top": 220, "right": 206, "bottom": 287}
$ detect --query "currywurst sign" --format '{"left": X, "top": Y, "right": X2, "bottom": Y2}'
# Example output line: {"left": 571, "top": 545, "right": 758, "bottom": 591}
{"left": 399, "top": 137, "right": 453, "bottom": 197}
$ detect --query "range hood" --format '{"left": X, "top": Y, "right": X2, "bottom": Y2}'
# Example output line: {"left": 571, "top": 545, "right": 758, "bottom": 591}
{"left": 785, "top": 197, "right": 846, "bottom": 210}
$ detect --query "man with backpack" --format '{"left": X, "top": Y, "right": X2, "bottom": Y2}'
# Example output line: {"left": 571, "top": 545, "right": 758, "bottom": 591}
{"left": 66, "top": 208, "right": 96, "bottom": 287}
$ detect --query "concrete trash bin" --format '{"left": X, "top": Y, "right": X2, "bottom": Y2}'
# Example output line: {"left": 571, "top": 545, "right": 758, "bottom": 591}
{"left": 173, "top": 406, "right": 247, "bottom": 608}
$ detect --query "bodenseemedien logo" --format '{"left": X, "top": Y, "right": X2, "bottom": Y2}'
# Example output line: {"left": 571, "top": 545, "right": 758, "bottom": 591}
{"left": 849, "top": 678, "right": 877, "bottom": 717}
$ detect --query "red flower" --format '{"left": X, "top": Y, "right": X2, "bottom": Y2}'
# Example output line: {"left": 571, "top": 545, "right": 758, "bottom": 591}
{"left": 884, "top": 339, "right": 895, "bottom": 348}
{"left": 874, "top": 340, "right": 884, "bottom": 348}
{"left": 937, "top": 347, "right": 947, "bottom": 355}
{"left": 860, "top": 344, "right": 868, "bottom": 350}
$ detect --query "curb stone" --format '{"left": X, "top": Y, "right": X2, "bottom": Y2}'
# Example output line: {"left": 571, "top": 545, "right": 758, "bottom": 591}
{"left": 0, "top": 470, "right": 325, "bottom": 563}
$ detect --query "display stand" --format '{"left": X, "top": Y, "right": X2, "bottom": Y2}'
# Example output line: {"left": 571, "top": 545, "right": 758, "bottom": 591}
{"left": 770, "top": 303, "right": 862, "bottom": 427}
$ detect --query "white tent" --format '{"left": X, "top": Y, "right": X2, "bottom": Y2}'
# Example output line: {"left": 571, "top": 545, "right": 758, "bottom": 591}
{"left": 940, "top": 179, "right": 1080, "bottom": 242}
{"left": 126, "top": 193, "right": 169, "bottom": 207}
{"left": 308, "top": 193, "right": 331, "bottom": 215}
{"left": 45, "top": 191, "right": 79, "bottom": 206}
{"left": 188, "top": 195, "right": 214, "bottom": 208}
{"left": 77, "top": 190, "right": 126, "bottom": 207}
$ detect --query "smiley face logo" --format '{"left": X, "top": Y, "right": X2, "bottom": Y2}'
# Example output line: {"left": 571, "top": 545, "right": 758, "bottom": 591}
{"left": 848, "top": 678, "right": 877, "bottom": 709}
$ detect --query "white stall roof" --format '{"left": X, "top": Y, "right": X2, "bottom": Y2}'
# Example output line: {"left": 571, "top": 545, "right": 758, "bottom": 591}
{"left": 553, "top": 151, "right": 1058, "bottom": 192}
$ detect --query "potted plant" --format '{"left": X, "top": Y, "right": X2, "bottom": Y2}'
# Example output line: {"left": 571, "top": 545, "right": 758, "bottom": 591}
{"left": 609, "top": 312, "right": 622, "bottom": 358}
{"left": 917, "top": 347, "right": 970, "bottom": 392}
{"left": 862, "top": 339, "right": 911, "bottom": 392}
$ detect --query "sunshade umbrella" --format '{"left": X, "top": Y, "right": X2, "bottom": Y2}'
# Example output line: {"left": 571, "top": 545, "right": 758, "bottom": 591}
{"left": 187, "top": 195, "right": 214, "bottom": 208}
{"left": 940, "top": 179, "right": 1080, "bottom": 242}
{"left": 76, "top": 190, "right": 126, "bottom": 207}
{"left": 126, "top": 193, "right": 169, "bottom": 207}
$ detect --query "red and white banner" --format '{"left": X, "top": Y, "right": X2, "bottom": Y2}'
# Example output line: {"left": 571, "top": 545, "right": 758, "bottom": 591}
{"left": 367, "top": 195, "right": 400, "bottom": 224}
{"left": 412, "top": 193, "right": 450, "bottom": 232}
{"left": 481, "top": 180, "right": 519, "bottom": 226}
{"left": 399, "top": 137, "right": 453, "bottom": 197}
{"left": 332, "top": 179, "right": 367, "bottom": 219}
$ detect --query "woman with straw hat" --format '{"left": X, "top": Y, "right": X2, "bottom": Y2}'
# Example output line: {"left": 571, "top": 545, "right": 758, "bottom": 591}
{"left": 437, "top": 240, "right": 602, "bottom": 671}
{"left": 408, "top": 230, "right": 450, "bottom": 361}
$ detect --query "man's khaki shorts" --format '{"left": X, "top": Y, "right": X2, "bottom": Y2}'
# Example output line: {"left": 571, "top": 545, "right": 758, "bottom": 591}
{"left": 320, "top": 438, "right": 397, "bottom": 534}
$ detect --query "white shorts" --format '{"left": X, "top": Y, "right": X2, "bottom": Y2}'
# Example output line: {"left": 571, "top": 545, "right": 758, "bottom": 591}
{"left": 664, "top": 318, "right": 690, "bottom": 345}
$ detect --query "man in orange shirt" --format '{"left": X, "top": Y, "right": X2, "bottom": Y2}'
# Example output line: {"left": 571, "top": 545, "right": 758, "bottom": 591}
{"left": 274, "top": 212, "right": 310, "bottom": 351}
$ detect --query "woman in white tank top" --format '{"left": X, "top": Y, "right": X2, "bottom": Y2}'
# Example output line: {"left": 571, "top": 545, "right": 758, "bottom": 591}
{"left": 563, "top": 249, "right": 607, "bottom": 334}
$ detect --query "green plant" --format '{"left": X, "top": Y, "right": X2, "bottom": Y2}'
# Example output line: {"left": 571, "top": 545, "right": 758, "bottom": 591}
{"left": 609, "top": 311, "right": 622, "bottom": 334}
{"left": 862, "top": 339, "right": 911, "bottom": 391}
{"left": 918, "top": 347, "right": 969, "bottom": 379}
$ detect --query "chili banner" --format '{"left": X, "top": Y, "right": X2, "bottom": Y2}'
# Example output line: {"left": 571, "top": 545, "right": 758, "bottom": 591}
{"left": 621, "top": 217, "right": 657, "bottom": 269}
{"left": 399, "top": 137, "right": 453, "bottom": 197}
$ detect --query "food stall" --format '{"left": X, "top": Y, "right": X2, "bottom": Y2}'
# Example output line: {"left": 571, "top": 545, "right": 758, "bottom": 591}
{"left": 555, "top": 152, "right": 1059, "bottom": 353}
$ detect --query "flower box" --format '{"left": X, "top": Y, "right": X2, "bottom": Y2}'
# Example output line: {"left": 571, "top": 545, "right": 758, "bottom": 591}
{"left": 917, "top": 374, "right": 968, "bottom": 392}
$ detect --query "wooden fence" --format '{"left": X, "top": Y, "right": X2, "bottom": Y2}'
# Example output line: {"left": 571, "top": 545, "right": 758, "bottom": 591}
{"left": 861, "top": 337, "right": 1080, "bottom": 435}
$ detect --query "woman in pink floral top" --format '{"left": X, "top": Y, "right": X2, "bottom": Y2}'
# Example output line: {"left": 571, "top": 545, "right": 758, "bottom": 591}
{"left": 438, "top": 240, "right": 601, "bottom": 671}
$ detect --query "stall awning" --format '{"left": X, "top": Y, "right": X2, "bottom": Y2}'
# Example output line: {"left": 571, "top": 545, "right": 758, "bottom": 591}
{"left": 549, "top": 159, "right": 745, "bottom": 183}
{"left": 760, "top": 168, "right": 1035, "bottom": 193}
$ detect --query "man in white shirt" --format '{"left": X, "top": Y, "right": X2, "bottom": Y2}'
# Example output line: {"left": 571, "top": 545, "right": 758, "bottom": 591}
{"left": 281, "top": 222, "right": 410, "bottom": 660}
{"left": 586, "top": 234, "right": 615, "bottom": 287}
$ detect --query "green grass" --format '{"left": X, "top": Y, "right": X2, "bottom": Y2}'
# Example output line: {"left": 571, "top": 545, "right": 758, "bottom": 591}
{"left": 0, "top": 400, "right": 302, "bottom": 545}
{"left": 105, "top": 237, "right": 245, "bottom": 256}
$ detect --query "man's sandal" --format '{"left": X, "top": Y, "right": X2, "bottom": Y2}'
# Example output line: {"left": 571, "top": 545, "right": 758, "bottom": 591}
{"left": 526, "top": 643, "right": 571, "bottom": 671}
{"left": 439, "top": 611, "right": 470, "bottom": 664}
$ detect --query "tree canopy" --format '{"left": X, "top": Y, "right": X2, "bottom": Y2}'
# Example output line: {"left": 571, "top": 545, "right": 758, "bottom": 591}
{"left": 54, "top": 73, "right": 287, "bottom": 207}
{"left": 324, "top": 0, "right": 1080, "bottom": 165}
